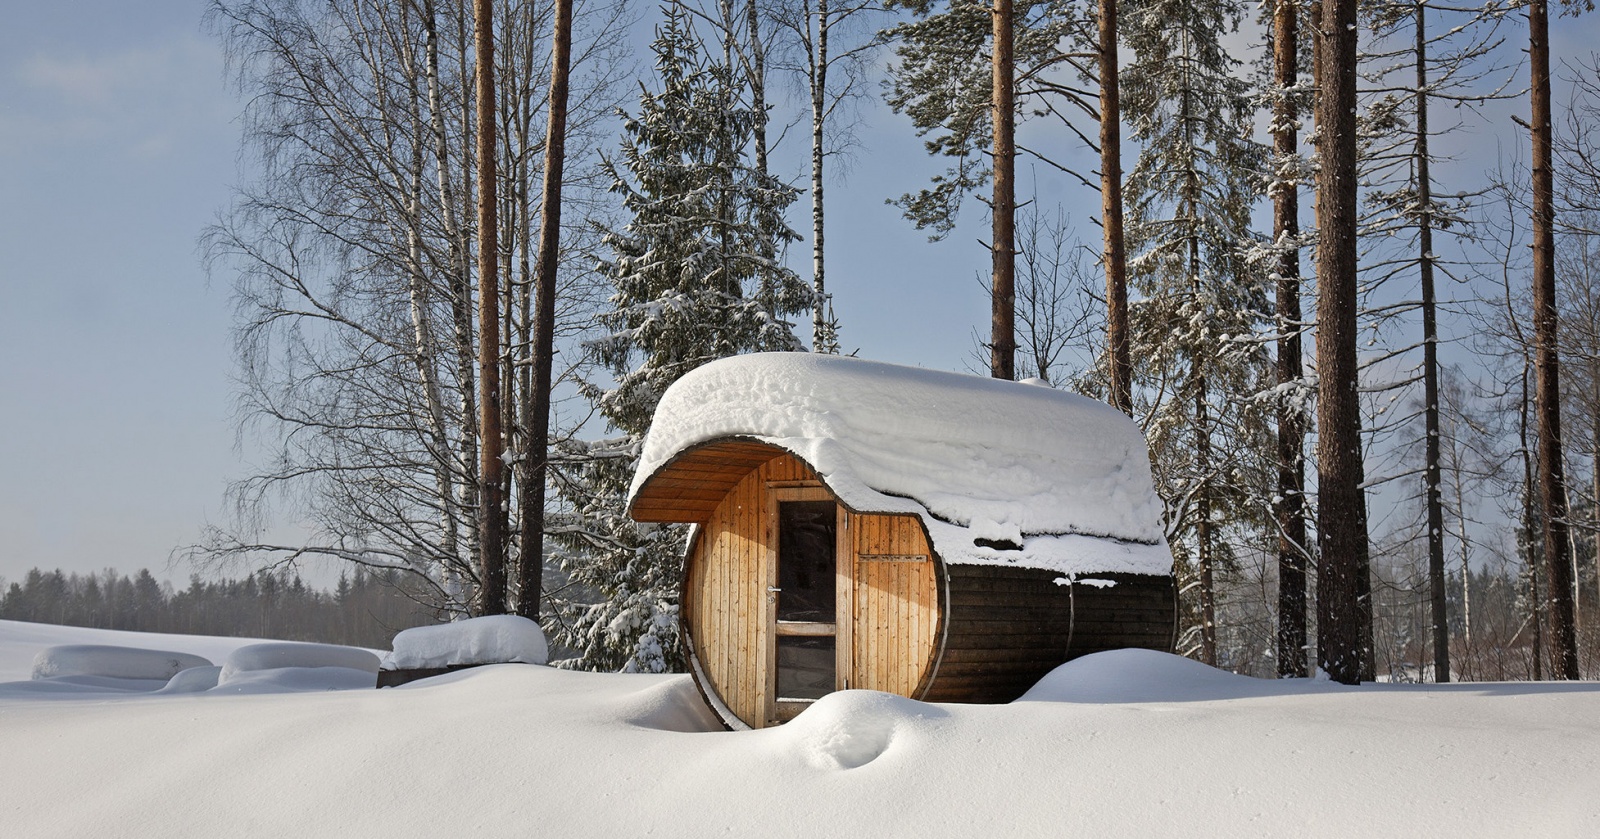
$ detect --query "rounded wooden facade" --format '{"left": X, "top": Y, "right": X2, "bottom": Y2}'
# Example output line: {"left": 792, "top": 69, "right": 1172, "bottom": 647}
{"left": 632, "top": 440, "right": 1176, "bottom": 730}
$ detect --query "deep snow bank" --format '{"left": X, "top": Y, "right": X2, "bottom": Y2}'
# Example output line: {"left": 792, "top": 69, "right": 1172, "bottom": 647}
{"left": 2, "top": 621, "right": 1597, "bottom": 838}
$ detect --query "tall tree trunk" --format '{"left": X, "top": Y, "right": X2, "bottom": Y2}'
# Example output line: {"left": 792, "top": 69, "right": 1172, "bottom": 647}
{"left": 1197, "top": 381, "right": 1216, "bottom": 665}
{"left": 500, "top": 30, "right": 517, "bottom": 578}
{"left": 990, "top": 0, "right": 1015, "bottom": 380}
{"left": 1272, "top": 0, "right": 1308, "bottom": 679}
{"left": 810, "top": 0, "right": 830, "bottom": 352}
{"left": 1522, "top": 364, "right": 1545, "bottom": 679}
{"left": 474, "top": 0, "right": 507, "bottom": 615}
{"left": 1315, "top": 0, "right": 1367, "bottom": 685}
{"left": 1415, "top": 0, "right": 1450, "bottom": 683}
{"left": 1592, "top": 380, "right": 1600, "bottom": 616}
{"left": 747, "top": 0, "right": 768, "bottom": 175}
{"left": 1100, "top": 0, "right": 1129, "bottom": 412}
{"left": 400, "top": 16, "right": 460, "bottom": 591}
{"left": 1451, "top": 439, "right": 1473, "bottom": 675}
{"left": 1530, "top": 0, "right": 1581, "bottom": 679}
{"left": 518, "top": 0, "right": 573, "bottom": 623}
{"left": 423, "top": 0, "right": 479, "bottom": 591}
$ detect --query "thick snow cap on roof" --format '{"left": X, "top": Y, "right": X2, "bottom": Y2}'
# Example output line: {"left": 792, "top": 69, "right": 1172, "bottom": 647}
{"left": 630, "top": 353, "right": 1171, "bottom": 576}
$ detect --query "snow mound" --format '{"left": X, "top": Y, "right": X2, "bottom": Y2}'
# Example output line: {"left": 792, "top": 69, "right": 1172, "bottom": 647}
{"left": 382, "top": 615, "right": 547, "bottom": 670}
{"left": 31, "top": 644, "right": 212, "bottom": 682}
{"left": 157, "top": 665, "right": 222, "bottom": 694}
{"left": 1018, "top": 649, "right": 1342, "bottom": 704}
{"left": 219, "top": 642, "right": 379, "bottom": 686}
{"left": 2, "top": 674, "right": 172, "bottom": 695}
{"left": 774, "top": 690, "right": 946, "bottom": 770}
{"left": 612, "top": 675, "right": 723, "bottom": 733}
{"left": 630, "top": 353, "right": 1172, "bottom": 576}
{"left": 210, "top": 666, "right": 381, "bottom": 694}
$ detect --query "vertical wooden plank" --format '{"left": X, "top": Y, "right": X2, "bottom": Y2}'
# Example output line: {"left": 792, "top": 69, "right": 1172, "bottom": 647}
{"left": 703, "top": 496, "right": 721, "bottom": 710}
{"left": 727, "top": 477, "right": 742, "bottom": 718}
{"left": 835, "top": 506, "right": 852, "bottom": 690}
{"left": 908, "top": 521, "right": 921, "bottom": 691}
{"left": 895, "top": 522, "right": 910, "bottom": 692}
{"left": 751, "top": 459, "right": 770, "bottom": 724}
{"left": 762, "top": 468, "right": 778, "bottom": 724}
{"left": 863, "top": 550, "right": 876, "bottom": 690}
{"left": 730, "top": 470, "right": 743, "bottom": 722}
{"left": 741, "top": 462, "right": 758, "bottom": 724}
{"left": 879, "top": 518, "right": 891, "bottom": 692}
{"left": 710, "top": 504, "right": 722, "bottom": 700}
{"left": 717, "top": 494, "right": 733, "bottom": 714}
{"left": 688, "top": 513, "right": 710, "bottom": 695}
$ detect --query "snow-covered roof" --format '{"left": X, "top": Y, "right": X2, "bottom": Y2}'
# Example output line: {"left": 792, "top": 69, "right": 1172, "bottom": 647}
{"left": 628, "top": 353, "right": 1171, "bottom": 576}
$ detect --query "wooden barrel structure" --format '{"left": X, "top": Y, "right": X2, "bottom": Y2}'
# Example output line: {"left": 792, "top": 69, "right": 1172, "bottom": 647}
{"left": 628, "top": 354, "right": 1176, "bottom": 730}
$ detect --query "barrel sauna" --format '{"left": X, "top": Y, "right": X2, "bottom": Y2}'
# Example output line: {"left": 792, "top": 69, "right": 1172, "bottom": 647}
{"left": 628, "top": 353, "right": 1175, "bottom": 729}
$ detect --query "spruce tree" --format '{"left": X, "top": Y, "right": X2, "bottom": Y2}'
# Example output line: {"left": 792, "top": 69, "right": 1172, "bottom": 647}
{"left": 555, "top": 4, "right": 809, "bottom": 672}
{"left": 1121, "top": 0, "right": 1270, "bottom": 665}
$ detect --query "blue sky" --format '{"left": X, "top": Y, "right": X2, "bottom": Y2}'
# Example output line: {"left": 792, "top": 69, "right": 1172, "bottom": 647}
{"left": 3, "top": 2, "right": 1597, "bottom": 589}
{"left": 1, "top": 3, "right": 246, "bottom": 587}
{"left": 0, "top": 1, "right": 992, "bottom": 587}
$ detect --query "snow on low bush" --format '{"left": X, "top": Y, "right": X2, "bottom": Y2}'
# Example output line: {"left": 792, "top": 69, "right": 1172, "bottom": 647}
{"left": 381, "top": 615, "right": 548, "bottom": 670}
{"left": 31, "top": 644, "right": 212, "bottom": 682}
{"left": 218, "top": 642, "right": 380, "bottom": 686}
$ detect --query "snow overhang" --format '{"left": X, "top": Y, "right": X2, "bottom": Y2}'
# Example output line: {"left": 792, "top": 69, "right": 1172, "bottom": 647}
{"left": 627, "top": 353, "right": 1173, "bottom": 577}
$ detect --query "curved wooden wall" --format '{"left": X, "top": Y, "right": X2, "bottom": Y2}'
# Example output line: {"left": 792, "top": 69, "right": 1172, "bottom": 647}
{"left": 685, "top": 455, "right": 811, "bottom": 725}
{"left": 847, "top": 512, "right": 940, "bottom": 697}
{"left": 684, "top": 453, "right": 943, "bottom": 728}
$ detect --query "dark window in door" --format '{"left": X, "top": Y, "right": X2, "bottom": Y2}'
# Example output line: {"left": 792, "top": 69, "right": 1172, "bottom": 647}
{"left": 776, "top": 500, "right": 837, "bottom": 622}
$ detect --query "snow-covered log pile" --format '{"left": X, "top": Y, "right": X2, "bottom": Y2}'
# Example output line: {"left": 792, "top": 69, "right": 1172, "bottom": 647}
{"left": 381, "top": 615, "right": 548, "bottom": 671}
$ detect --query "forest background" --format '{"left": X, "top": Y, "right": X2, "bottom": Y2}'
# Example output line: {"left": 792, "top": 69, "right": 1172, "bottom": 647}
{"left": 5, "top": 0, "right": 1600, "bottom": 680}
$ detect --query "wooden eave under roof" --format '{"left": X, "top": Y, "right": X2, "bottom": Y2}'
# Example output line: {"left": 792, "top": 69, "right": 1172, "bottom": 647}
{"left": 629, "top": 437, "right": 795, "bottom": 523}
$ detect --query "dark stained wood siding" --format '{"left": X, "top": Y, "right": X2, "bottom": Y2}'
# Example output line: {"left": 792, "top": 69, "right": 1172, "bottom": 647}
{"left": 922, "top": 566, "right": 1174, "bottom": 704}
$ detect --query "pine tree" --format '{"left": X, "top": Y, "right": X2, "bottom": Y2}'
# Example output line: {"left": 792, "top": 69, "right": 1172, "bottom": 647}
{"left": 1316, "top": 0, "right": 1369, "bottom": 685}
{"left": 1262, "top": 0, "right": 1312, "bottom": 678}
{"left": 881, "top": 0, "right": 1095, "bottom": 237}
{"left": 1529, "top": 0, "right": 1587, "bottom": 681}
{"left": 556, "top": 4, "right": 810, "bottom": 672}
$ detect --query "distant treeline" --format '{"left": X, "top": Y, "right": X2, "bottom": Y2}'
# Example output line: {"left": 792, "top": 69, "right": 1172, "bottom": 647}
{"left": 0, "top": 566, "right": 438, "bottom": 649}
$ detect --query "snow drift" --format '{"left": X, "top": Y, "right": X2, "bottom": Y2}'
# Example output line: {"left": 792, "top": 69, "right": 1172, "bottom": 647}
{"left": 382, "top": 614, "right": 548, "bottom": 670}
{"left": 32, "top": 644, "right": 211, "bottom": 681}
{"left": 3, "top": 620, "right": 1597, "bottom": 837}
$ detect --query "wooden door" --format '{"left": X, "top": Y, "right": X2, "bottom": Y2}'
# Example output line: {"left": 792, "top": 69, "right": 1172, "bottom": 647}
{"left": 764, "top": 486, "right": 850, "bottom": 725}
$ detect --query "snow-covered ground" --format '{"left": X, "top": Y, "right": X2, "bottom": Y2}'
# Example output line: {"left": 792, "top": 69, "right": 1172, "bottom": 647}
{"left": 2, "top": 619, "right": 1596, "bottom": 837}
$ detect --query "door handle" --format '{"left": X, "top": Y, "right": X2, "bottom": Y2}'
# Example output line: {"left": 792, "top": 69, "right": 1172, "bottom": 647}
{"left": 767, "top": 586, "right": 781, "bottom": 593}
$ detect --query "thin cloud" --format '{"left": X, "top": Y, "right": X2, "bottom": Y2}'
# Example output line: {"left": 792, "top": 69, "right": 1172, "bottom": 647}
{"left": 1, "top": 36, "right": 230, "bottom": 158}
